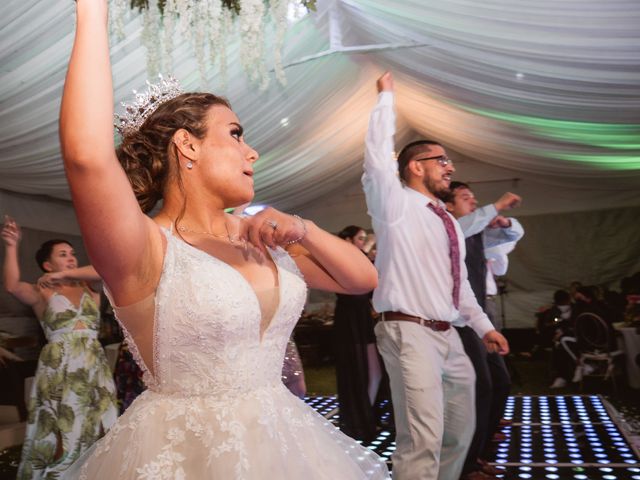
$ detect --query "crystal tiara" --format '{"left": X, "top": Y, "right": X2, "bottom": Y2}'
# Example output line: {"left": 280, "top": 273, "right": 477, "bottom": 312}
{"left": 114, "top": 74, "right": 184, "bottom": 138}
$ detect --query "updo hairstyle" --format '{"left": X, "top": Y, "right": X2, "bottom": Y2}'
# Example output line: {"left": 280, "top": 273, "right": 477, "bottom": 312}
{"left": 116, "top": 93, "right": 231, "bottom": 213}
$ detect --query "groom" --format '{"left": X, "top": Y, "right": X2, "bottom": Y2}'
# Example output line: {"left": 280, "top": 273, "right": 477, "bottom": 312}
{"left": 362, "top": 72, "right": 509, "bottom": 480}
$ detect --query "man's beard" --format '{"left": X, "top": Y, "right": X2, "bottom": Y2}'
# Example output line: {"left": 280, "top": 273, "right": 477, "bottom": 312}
{"left": 425, "top": 176, "right": 450, "bottom": 201}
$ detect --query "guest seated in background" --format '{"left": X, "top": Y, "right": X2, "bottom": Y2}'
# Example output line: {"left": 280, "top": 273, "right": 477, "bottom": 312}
{"left": 1, "top": 216, "right": 118, "bottom": 479}
{"left": 536, "top": 289, "right": 573, "bottom": 350}
{"left": 569, "top": 280, "right": 583, "bottom": 304}
{"left": 573, "top": 285, "right": 621, "bottom": 325}
{"left": 545, "top": 290, "right": 578, "bottom": 388}
{"left": 549, "top": 285, "right": 621, "bottom": 388}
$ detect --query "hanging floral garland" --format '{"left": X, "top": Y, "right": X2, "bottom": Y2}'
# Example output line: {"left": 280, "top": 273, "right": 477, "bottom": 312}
{"left": 109, "top": 0, "right": 316, "bottom": 89}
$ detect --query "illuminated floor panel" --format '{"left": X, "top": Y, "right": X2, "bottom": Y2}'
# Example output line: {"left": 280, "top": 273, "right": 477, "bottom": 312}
{"left": 304, "top": 394, "right": 640, "bottom": 479}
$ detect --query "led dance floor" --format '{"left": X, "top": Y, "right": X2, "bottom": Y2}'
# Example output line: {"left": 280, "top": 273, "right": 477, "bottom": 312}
{"left": 304, "top": 394, "right": 640, "bottom": 479}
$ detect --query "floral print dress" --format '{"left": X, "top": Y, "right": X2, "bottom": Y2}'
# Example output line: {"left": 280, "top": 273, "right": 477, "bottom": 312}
{"left": 17, "top": 289, "right": 118, "bottom": 480}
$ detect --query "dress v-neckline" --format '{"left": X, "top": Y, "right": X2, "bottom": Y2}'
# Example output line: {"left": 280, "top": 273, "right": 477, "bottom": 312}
{"left": 51, "top": 290, "right": 88, "bottom": 312}
{"left": 177, "top": 237, "right": 283, "bottom": 343}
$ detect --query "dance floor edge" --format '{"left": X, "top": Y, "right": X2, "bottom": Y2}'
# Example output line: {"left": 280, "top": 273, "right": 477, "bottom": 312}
{"left": 304, "top": 394, "right": 640, "bottom": 480}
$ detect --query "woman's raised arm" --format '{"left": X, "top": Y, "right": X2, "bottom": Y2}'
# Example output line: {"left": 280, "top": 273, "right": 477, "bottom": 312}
{"left": 1, "top": 218, "right": 40, "bottom": 307}
{"left": 59, "top": 1, "right": 163, "bottom": 303}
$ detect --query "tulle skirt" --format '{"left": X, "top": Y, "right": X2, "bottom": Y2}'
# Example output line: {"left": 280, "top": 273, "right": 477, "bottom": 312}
{"left": 64, "top": 383, "right": 390, "bottom": 479}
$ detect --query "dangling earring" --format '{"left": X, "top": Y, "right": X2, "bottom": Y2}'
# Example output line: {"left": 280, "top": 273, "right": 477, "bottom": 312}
{"left": 186, "top": 161, "right": 193, "bottom": 170}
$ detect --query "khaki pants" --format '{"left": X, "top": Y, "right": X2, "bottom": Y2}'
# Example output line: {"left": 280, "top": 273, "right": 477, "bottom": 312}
{"left": 375, "top": 320, "right": 475, "bottom": 480}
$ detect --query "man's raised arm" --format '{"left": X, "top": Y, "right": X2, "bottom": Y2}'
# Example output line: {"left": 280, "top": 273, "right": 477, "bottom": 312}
{"left": 362, "top": 72, "right": 405, "bottom": 224}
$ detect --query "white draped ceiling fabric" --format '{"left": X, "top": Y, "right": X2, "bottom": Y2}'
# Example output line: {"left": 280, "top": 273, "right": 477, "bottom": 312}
{"left": 1, "top": 0, "right": 639, "bottom": 325}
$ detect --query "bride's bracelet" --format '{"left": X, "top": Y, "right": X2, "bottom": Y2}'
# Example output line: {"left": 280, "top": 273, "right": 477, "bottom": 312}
{"left": 286, "top": 215, "right": 307, "bottom": 245}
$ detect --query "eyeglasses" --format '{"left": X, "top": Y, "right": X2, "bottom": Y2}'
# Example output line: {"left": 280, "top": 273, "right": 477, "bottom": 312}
{"left": 414, "top": 155, "right": 453, "bottom": 167}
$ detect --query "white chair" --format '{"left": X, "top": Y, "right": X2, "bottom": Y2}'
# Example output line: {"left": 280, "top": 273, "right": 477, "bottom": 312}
{"left": 574, "top": 312, "right": 624, "bottom": 392}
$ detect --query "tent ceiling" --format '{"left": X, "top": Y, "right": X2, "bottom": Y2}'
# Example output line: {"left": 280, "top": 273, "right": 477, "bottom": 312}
{"left": 1, "top": 0, "right": 639, "bottom": 234}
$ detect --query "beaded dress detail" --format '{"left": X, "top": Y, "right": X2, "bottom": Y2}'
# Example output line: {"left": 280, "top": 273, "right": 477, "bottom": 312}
{"left": 66, "top": 229, "right": 389, "bottom": 479}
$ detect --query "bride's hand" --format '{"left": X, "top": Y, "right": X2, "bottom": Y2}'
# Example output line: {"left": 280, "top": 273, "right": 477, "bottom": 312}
{"left": 240, "top": 208, "right": 307, "bottom": 253}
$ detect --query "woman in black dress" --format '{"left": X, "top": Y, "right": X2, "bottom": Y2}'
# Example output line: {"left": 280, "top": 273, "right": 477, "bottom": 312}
{"left": 334, "top": 226, "right": 382, "bottom": 442}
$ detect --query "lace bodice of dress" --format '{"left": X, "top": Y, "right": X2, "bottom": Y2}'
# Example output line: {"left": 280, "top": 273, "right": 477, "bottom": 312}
{"left": 121, "top": 230, "right": 307, "bottom": 397}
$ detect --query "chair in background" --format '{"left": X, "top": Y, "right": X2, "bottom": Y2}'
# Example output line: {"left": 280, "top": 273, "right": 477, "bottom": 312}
{"left": 574, "top": 312, "right": 624, "bottom": 392}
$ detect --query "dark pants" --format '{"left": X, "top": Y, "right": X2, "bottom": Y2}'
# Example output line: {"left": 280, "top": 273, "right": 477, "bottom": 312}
{"left": 456, "top": 326, "right": 511, "bottom": 474}
{"left": 485, "top": 352, "right": 511, "bottom": 454}
{"left": 551, "top": 337, "right": 578, "bottom": 381}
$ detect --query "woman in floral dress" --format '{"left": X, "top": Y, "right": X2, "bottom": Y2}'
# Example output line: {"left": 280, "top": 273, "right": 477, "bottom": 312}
{"left": 1, "top": 217, "right": 118, "bottom": 479}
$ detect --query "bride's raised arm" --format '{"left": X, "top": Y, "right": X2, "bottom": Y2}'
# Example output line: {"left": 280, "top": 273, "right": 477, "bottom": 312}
{"left": 59, "top": 0, "right": 163, "bottom": 303}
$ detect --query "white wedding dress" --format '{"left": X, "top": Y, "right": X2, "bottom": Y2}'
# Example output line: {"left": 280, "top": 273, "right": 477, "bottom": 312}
{"left": 64, "top": 230, "right": 390, "bottom": 479}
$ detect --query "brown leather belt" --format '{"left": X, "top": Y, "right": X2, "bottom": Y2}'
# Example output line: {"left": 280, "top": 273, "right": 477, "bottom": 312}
{"left": 381, "top": 311, "right": 450, "bottom": 332}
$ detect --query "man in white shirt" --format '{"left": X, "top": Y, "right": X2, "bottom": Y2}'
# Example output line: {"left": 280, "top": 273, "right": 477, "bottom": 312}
{"left": 446, "top": 182, "right": 524, "bottom": 327}
{"left": 445, "top": 182, "right": 524, "bottom": 478}
{"left": 362, "top": 71, "right": 509, "bottom": 480}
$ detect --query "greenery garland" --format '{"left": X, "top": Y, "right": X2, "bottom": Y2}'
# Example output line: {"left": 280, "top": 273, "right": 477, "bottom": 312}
{"left": 129, "top": 0, "right": 316, "bottom": 16}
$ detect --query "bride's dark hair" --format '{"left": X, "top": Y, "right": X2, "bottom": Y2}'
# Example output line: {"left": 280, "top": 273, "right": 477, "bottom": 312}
{"left": 116, "top": 93, "right": 231, "bottom": 213}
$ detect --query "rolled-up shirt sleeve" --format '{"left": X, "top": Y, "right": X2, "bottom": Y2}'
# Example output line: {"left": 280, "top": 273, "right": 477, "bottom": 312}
{"left": 458, "top": 204, "right": 498, "bottom": 238}
{"left": 362, "top": 91, "right": 405, "bottom": 225}
{"left": 483, "top": 218, "right": 524, "bottom": 249}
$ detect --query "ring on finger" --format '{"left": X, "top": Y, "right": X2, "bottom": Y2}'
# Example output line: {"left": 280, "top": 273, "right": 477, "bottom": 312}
{"left": 266, "top": 219, "right": 278, "bottom": 230}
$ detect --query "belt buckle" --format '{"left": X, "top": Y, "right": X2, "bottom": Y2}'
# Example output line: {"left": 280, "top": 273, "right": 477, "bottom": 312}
{"left": 422, "top": 318, "right": 437, "bottom": 330}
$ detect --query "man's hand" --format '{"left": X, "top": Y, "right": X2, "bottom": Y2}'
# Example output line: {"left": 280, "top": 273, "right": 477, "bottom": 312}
{"left": 494, "top": 192, "right": 521, "bottom": 212}
{"left": 483, "top": 330, "right": 510, "bottom": 355}
{"left": 376, "top": 72, "right": 394, "bottom": 93}
{"left": 488, "top": 215, "right": 511, "bottom": 229}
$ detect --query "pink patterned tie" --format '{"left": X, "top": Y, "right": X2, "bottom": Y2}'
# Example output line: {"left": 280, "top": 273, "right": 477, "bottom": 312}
{"left": 428, "top": 202, "right": 460, "bottom": 309}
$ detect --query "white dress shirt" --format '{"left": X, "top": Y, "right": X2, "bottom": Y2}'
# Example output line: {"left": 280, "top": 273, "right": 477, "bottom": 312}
{"left": 362, "top": 91, "right": 495, "bottom": 339}
{"left": 458, "top": 205, "right": 525, "bottom": 296}
{"left": 457, "top": 204, "right": 498, "bottom": 237}
{"left": 485, "top": 220, "right": 524, "bottom": 294}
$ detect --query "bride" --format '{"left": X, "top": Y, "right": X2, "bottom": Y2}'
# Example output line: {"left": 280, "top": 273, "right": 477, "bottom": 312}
{"left": 60, "top": 1, "right": 389, "bottom": 479}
